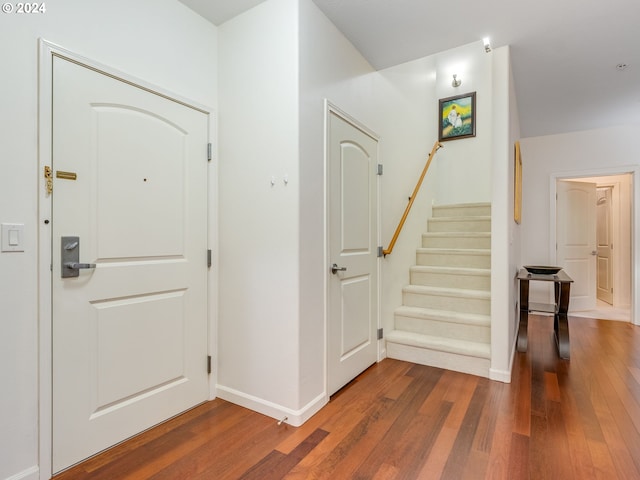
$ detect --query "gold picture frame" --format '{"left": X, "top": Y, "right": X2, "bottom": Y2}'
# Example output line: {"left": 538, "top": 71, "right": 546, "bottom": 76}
{"left": 514, "top": 141, "right": 522, "bottom": 224}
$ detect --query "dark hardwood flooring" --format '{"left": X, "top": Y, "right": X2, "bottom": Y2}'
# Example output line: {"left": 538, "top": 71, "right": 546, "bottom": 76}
{"left": 54, "top": 315, "right": 640, "bottom": 479}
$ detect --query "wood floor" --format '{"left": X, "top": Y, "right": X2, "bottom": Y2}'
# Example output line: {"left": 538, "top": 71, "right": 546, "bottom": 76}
{"left": 54, "top": 315, "right": 640, "bottom": 480}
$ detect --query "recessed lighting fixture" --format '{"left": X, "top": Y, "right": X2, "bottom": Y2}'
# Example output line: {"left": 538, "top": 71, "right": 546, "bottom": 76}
{"left": 616, "top": 63, "right": 629, "bottom": 71}
{"left": 483, "top": 37, "right": 492, "bottom": 53}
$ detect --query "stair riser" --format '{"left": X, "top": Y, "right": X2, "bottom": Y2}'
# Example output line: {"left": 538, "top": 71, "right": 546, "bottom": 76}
{"left": 432, "top": 205, "right": 491, "bottom": 218}
{"left": 402, "top": 291, "right": 490, "bottom": 314}
{"left": 394, "top": 315, "right": 491, "bottom": 343}
{"left": 428, "top": 219, "right": 491, "bottom": 233}
{"left": 422, "top": 235, "right": 491, "bottom": 249}
{"left": 387, "top": 343, "right": 491, "bottom": 378}
{"left": 410, "top": 270, "right": 490, "bottom": 290}
{"left": 417, "top": 252, "right": 490, "bottom": 269}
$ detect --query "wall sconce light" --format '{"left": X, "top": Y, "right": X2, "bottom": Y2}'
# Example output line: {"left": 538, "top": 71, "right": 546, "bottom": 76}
{"left": 451, "top": 74, "right": 461, "bottom": 88}
{"left": 483, "top": 37, "right": 492, "bottom": 53}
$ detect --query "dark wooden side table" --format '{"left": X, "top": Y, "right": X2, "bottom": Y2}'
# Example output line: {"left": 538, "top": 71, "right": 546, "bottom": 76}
{"left": 517, "top": 268, "right": 573, "bottom": 359}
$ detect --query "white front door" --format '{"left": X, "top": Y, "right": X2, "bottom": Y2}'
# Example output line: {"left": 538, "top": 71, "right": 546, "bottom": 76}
{"left": 596, "top": 186, "right": 614, "bottom": 304}
{"left": 52, "top": 57, "right": 209, "bottom": 472}
{"left": 556, "top": 180, "right": 597, "bottom": 311}
{"left": 327, "top": 109, "right": 379, "bottom": 396}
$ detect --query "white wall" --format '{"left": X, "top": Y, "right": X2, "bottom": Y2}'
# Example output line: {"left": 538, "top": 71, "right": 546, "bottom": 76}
{"left": 0, "top": 2, "right": 218, "bottom": 479}
{"left": 434, "top": 42, "right": 493, "bottom": 205}
{"left": 217, "top": 0, "right": 303, "bottom": 420}
{"left": 489, "top": 46, "right": 521, "bottom": 381}
{"left": 520, "top": 125, "right": 640, "bottom": 324}
{"left": 507, "top": 54, "right": 523, "bottom": 366}
{"left": 298, "top": 0, "right": 378, "bottom": 407}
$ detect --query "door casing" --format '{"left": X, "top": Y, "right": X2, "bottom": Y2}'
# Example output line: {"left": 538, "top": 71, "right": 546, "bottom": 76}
{"left": 38, "top": 39, "right": 217, "bottom": 479}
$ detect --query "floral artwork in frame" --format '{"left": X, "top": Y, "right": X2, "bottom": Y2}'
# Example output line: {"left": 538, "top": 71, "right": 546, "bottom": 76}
{"left": 438, "top": 92, "right": 476, "bottom": 141}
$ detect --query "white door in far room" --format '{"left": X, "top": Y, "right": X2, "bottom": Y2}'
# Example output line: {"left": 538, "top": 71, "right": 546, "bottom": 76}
{"left": 556, "top": 180, "right": 596, "bottom": 311}
{"left": 52, "top": 56, "right": 209, "bottom": 472}
{"left": 327, "top": 109, "right": 379, "bottom": 396}
{"left": 596, "top": 186, "right": 614, "bottom": 304}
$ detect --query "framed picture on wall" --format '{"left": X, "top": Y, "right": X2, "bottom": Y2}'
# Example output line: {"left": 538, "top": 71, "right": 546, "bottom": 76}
{"left": 438, "top": 92, "right": 476, "bottom": 141}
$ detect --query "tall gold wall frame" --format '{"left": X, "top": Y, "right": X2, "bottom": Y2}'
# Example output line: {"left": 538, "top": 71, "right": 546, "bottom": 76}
{"left": 514, "top": 141, "right": 522, "bottom": 224}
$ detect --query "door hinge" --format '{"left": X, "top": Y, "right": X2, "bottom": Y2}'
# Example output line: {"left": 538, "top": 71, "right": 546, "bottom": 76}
{"left": 207, "top": 355, "right": 212, "bottom": 374}
{"left": 44, "top": 166, "right": 53, "bottom": 194}
{"left": 377, "top": 328, "right": 383, "bottom": 340}
{"left": 207, "top": 249, "right": 212, "bottom": 268}
{"left": 207, "top": 143, "right": 212, "bottom": 162}
{"left": 377, "top": 164, "right": 383, "bottom": 175}
{"left": 377, "top": 246, "right": 383, "bottom": 257}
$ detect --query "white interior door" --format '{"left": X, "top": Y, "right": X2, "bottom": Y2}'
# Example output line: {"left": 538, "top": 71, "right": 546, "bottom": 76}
{"left": 556, "top": 180, "right": 596, "bottom": 311}
{"left": 52, "top": 57, "right": 209, "bottom": 472}
{"left": 596, "top": 186, "right": 614, "bottom": 304}
{"left": 327, "top": 110, "right": 378, "bottom": 396}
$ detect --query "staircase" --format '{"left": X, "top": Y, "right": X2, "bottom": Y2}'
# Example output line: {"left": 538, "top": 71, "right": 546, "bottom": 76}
{"left": 386, "top": 203, "right": 491, "bottom": 378}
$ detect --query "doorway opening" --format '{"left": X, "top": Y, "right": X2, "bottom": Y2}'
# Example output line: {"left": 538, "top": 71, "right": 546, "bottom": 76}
{"left": 555, "top": 173, "right": 632, "bottom": 322}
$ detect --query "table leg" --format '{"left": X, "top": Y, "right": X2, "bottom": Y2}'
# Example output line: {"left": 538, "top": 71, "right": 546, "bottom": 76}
{"left": 555, "top": 314, "right": 570, "bottom": 359}
{"left": 557, "top": 282, "right": 571, "bottom": 315}
{"left": 517, "top": 278, "right": 529, "bottom": 352}
{"left": 517, "top": 310, "right": 528, "bottom": 352}
{"left": 554, "top": 282, "right": 571, "bottom": 359}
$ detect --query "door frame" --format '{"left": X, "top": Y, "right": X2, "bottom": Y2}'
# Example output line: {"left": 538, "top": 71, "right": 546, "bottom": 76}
{"left": 549, "top": 166, "right": 639, "bottom": 326}
{"left": 37, "top": 39, "right": 217, "bottom": 479}
{"left": 324, "top": 100, "right": 382, "bottom": 395}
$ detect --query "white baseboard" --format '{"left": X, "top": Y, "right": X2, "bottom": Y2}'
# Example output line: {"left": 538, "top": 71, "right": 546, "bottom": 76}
{"left": 489, "top": 367, "right": 511, "bottom": 383}
{"left": 489, "top": 328, "right": 518, "bottom": 383}
{"left": 215, "top": 385, "right": 328, "bottom": 427}
{"left": 4, "top": 466, "right": 39, "bottom": 480}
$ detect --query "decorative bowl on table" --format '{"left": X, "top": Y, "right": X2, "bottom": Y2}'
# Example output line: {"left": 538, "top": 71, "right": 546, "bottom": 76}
{"left": 523, "top": 265, "right": 562, "bottom": 275}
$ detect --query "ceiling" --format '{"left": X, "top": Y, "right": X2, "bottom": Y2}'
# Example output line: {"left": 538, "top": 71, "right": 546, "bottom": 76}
{"left": 179, "top": 0, "right": 640, "bottom": 138}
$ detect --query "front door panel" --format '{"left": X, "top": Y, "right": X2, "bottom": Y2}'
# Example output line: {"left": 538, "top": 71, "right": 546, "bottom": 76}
{"left": 52, "top": 56, "right": 209, "bottom": 472}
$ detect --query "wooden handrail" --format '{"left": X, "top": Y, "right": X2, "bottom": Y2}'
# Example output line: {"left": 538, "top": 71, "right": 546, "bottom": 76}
{"left": 382, "top": 140, "right": 443, "bottom": 256}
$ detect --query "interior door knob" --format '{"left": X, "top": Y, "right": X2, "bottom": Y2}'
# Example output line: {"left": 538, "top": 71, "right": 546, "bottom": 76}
{"left": 331, "top": 263, "right": 347, "bottom": 274}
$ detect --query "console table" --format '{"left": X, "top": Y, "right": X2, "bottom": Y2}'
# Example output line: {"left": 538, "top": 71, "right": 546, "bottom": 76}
{"left": 517, "top": 268, "right": 573, "bottom": 359}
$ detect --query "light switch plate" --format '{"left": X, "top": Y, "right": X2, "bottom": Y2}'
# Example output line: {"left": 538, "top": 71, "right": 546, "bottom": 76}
{"left": 1, "top": 223, "right": 25, "bottom": 252}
